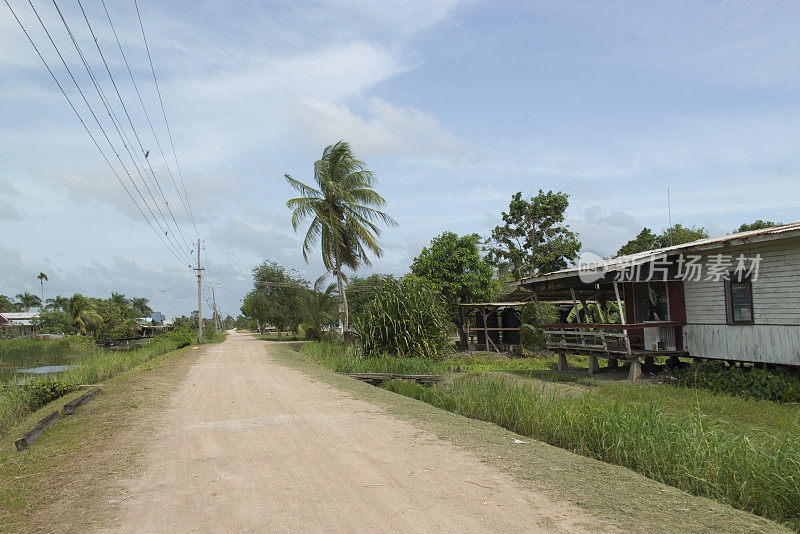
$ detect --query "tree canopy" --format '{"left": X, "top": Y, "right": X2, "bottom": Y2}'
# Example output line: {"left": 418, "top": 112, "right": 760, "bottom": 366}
{"left": 411, "top": 232, "right": 497, "bottom": 346}
{"left": 615, "top": 224, "right": 709, "bottom": 257}
{"left": 737, "top": 220, "right": 783, "bottom": 232}
{"left": 484, "top": 190, "right": 581, "bottom": 279}
{"left": 242, "top": 260, "right": 307, "bottom": 340}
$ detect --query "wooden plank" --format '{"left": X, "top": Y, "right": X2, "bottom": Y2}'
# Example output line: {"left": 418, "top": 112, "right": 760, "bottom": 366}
{"left": 62, "top": 388, "right": 101, "bottom": 416}
{"left": 14, "top": 410, "right": 60, "bottom": 452}
{"left": 344, "top": 373, "right": 444, "bottom": 384}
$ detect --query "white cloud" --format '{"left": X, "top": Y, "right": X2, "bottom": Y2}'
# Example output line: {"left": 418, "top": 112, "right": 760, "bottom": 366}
{"left": 293, "top": 96, "right": 479, "bottom": 164}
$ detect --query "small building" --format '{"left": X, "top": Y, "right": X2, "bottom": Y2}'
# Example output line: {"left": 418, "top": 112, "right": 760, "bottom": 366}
{"left": 0, "top": 312, "right": 39, "bottom": 328}
{"left": 509, "top": 222, "right": 800, "bottom": 378}
{"left": 0, "top": 311, "right": 40, "bottom": 337}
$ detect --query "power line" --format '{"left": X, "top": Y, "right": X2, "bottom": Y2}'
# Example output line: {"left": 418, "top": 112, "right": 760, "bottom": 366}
{"left": 75, "top": 0, "right": 193, "bottom": 254}
{"left": 133, "top": 0, "right": 199, "bottom": 237}
{"left": 3, "top": 0, "right": 191, "bottom": 268}
{"left": 99, "top": 0, "right": 199, "bottom": 241}
{"left": 44, "top": 0, "right": 192, "bottom": 264}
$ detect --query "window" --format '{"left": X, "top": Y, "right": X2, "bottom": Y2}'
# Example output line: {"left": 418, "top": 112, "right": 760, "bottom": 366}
{"left": 726, "top": 277, "right": 753, "bottom": 324}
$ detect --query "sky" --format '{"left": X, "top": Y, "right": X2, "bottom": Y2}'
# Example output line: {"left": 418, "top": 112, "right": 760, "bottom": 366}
{"left": 2, "top": 0, "right": 800, "bottom": 318}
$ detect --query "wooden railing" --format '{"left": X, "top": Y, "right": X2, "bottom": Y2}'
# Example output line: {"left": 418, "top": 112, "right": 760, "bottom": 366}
{"left": 542, "top": 321, "right": 685, "bottom": 356}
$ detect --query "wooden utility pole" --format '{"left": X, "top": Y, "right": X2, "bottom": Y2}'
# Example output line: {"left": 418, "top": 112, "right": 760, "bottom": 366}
{"left": 212, "top": 286, "right": 219, "bottom": 333}
{"left": 195, "top": 238, "right": 204, "bottom": 343}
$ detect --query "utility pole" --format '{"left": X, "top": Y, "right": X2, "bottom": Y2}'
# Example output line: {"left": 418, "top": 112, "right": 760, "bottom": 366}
{"left": 212, "top": 286, "right": 219, "bottom": 333}
{"left": 195, "top": 238, "right": 204, "bottom": 342}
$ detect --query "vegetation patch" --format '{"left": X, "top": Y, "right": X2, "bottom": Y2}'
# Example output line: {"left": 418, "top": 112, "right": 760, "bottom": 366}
{"left": 383, "top": 375, "right": 800, "bottom": 529}
{"left": 671, "top": 360, "right": 800, "bottom": 403}
{"left": 0, "top": 330, "right": 220, "bottom": 437}
{"left": 354, "top": 277, "right": 451, "bottom": 359}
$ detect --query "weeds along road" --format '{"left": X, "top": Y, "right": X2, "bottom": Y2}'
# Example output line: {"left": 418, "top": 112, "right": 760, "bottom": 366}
{"left": 103, "top": 332, "right": 593, "bottom": 533}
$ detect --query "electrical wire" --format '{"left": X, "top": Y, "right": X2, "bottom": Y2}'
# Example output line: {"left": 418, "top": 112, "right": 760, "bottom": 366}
{"left": 133, "top": 0, "right": 199, "bottom": 236}
{"left": 99, "top": 0, "right": 199, "bottom": 242}
{"left": 75, "top": 0, "right": 193, "bottom": 254}
{"left": 4, "top": 0, "right": 191, "bottom": 268}
{"left": 47, "top": 0, "right": 192, "bottom": 264}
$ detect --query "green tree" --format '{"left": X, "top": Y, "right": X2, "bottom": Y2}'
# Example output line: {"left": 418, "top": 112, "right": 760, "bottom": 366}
{"left": 615, "top": 228, "right": 659, "bottom": 256}
{"left": 131, "top": 297, "right": 153, "bottom": 318}
{"left": 0, "top": 295, "right": 19, "bottom": 312}
{"left": 485, "top": 190, "right": 581, "bottom": 279}
{"left": 37, "top": 309, "right": 75, "bottom": 334}
{"left": 37, "top": 272, "right": 48, "bottom": 304}
{"left": 15, "top": 292, "right": 41, "bottom": 312}
{"left": 347, "top": 273, "right": 396, "bottom": 320}
{"left": 285, "top": 141, "right": 396, "bottom": 331}
{"left": 45, "top": 295, "right": 70, "bottom": 311}
{"left": 109, "top": 292, "right": 130, "bottom": 309}
{"left": 737, "top": 220, "right": 782, "bottom": 232}
{"left": 297, "top": 278, "right": 340, "bottom": 341}
{"left": 615, "top": 224, "right": 709, "bottom": 256}
{"left": 245, "top": 260, "right": 307, "bottom": 340}
{"left": 410, "top": 232, "right": 497, "bottom": 347}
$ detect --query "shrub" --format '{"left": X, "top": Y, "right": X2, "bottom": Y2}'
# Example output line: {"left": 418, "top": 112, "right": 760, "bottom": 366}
{"left": 673, "top": 360, "right": 800, "bottom": 403}
{"left": 520, "top": 301, "right": 558, "bottom": 349}
{"left": 353, "top": 277, "right": 451, "bottom": 359}
{"left": 24, "top": 379, "right": 76, "bottom": 412}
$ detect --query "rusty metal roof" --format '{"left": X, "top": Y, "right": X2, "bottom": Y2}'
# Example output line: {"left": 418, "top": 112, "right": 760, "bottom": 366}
{"left": 511, "top": 221, "right": 800, "bottom": 287}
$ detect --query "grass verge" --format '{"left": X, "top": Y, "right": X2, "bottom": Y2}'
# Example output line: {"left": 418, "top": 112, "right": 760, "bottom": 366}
{"left": 0, "top": 336, "right": 213, "bottom": 532}
{"left": 384, "top": 376, "right": 800, "bottom": 529}
{"left": 270, "top": 341, "right": 787, "bottom": 533}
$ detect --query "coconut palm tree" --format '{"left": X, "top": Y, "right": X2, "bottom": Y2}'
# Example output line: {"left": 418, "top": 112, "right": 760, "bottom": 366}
{"left": 15, "top": 292, "right": 42, "bottom": 312}
{"left": 285, "top": 141, "right": 396, "bottom": 330}
{"left": 45, "top": 295, "right": 70, "bottom": 311}
{"left": 297, "top": 277, "right": 340, "bottom": 341}
{"left": 37, "top": 272, "right": 48, "bottom": 304}
{"left": 131, "top": 297, "right": 153, "bottom": 318}
{"left": 109, "top": 292, "right": 130, "bottom": 309}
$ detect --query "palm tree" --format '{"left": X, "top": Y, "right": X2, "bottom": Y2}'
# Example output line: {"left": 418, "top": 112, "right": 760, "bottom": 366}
{"left": 131, "top": 297, "right": 153, "bottom": 318}
{"left": 37, "top": 272, "right": 48, "bottom": 304}
{"left": 15, "top": 292, "right": 42, "bottom": 312}
{"left": 285, "top": 141, "right": 396, "bottom": 330}
{"left": 45, "top": 295, "right": 70, "bottom": 311}
{"left": 297, "top": 277, "right": 340, "bottom": 341}
{"left": 109, "top": 292, "right": 130, "bottom": 309}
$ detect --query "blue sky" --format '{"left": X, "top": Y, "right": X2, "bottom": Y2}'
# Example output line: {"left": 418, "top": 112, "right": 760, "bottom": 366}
{"left": 2, "top": 0, "right": 799, "bottom": 317}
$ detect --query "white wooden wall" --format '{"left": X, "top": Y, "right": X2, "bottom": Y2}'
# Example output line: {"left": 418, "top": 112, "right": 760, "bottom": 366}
{"left": 683, "top": 236, "right": 800, "bottom": 365}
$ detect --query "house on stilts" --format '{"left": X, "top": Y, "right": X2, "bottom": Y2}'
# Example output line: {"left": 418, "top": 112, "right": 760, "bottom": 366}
{"left": 468, "top": 222, "right": 800, "bottom": 380}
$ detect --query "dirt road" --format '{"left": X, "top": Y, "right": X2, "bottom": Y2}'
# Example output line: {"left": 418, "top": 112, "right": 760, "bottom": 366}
{"left": 105, "top": 332, "right": 596, "bottom": 532}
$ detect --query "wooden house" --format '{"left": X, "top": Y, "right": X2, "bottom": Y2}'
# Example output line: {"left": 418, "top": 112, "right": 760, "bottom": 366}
{"left": 509, "top": 222, "right": 800, "bottom": 379}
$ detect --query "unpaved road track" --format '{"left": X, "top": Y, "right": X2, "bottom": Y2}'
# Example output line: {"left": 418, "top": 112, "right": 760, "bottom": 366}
{"left": 105, "top": 333, "right": 596, "bottom": 533}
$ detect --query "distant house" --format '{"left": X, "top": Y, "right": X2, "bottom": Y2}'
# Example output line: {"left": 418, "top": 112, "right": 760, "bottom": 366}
{"left": 0, "top": 311, "right": 39, "bottom": 328}
{"left": 509, "top": 222, "right": 800, "bottom": 378}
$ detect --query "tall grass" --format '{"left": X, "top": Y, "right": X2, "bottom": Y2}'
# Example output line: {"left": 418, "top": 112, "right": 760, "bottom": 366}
{"left": 384, "top": 376, "right": 800, "bottom": 528}
{"left": 0, "top": 330, "right": 214, "bottom": 437}
{"left": 0, "top": 337, "right": 90, "bottom": 366}
{"left": 301, "top": 341, "right": 449, "bottom": 375}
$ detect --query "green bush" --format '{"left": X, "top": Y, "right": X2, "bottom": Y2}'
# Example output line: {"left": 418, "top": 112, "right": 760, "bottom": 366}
{"left": 520, "top": 301, "right": 558, "bottom": 349}
{"left": 24, "top": 379, "right": 76, "bottom": 412}
{"left": 673, "top": 360, "right": 800, "bottom": 403}
{"left": 353, "top": 277, "right": 451, "bottom": 359}
{"left": 301, "top": 341, "right": 448, "bottom": 374}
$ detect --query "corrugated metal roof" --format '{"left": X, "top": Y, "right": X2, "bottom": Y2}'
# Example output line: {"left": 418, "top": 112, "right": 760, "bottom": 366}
{"left": 512, "top": 221, "right": 800, "bottom": 286}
